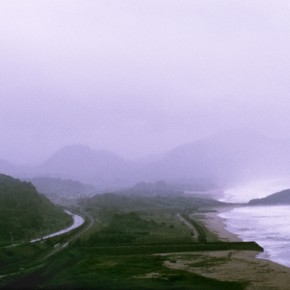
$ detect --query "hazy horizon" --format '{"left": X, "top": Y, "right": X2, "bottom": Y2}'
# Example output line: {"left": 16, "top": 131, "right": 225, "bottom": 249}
{"left": 2, "top": 1, "right": 290, "bottom": 165}
{"left": 3, "top": 2, "right": 290, "bottom": 287}
{"left": 0, "top": 127, "right": 289, "bottom": 166}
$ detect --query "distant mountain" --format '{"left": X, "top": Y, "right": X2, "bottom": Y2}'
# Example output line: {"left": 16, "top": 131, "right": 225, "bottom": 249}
{"left": 249, "top": 189, "right": 290, "bottom": 205}
{"left": 37, "top": 145, "right": 138, "bottom": 189}
{"left": 2, "top": 129, "right": 290, "bottom": 194}
{"left": 0, "top": 174, "right": 71, "bottom": 246}
{"left": 29, "top": 176, "right": 96, "bottom": 199}
{"left": 144, "top": 129, "right": 290, "bottom": 186}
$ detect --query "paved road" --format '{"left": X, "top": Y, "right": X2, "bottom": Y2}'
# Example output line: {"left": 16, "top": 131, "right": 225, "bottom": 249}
{"left": 44, "top": 213, "right": 94, "bottom": 259}
{"left": 2, "top": 210, "right": 85, "bottom": 249}
{"left": 31, "top": 210, "right": 85, "bottom": 243}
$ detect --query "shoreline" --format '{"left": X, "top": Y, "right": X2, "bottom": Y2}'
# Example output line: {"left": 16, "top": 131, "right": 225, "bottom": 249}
{"left": 164, "top": 207, "right": 290, "bottom": 289}
{"left": 201, "top": 206, "right": 290, "bottom": 266}
{"left": 163, "top": 249, "right": 290, "bottom": 290}
{"left": 194, "top": 206, "right": 242, "bottom": 242}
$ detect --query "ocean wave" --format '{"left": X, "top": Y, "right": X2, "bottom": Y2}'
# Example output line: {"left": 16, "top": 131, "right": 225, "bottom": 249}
{"left": 219, "top": 205, "right": 290, "bottom": 268}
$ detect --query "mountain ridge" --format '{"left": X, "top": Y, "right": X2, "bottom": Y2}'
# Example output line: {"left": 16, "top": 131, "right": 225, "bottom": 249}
{"left": 1, "top": 130, "right": 290, "bottom": 192}
{"left": 249, "top": 189, "right": 290, "bottom": 205}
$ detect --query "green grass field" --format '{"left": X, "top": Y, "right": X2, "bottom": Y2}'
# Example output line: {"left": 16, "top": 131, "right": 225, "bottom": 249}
{"left": 1, "top": 195, "right": 261, "bottom": 289}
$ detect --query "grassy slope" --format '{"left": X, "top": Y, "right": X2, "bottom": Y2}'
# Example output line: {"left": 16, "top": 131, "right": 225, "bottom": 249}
{"left": 0, "top": 174, "right": 72, "bottom": 245}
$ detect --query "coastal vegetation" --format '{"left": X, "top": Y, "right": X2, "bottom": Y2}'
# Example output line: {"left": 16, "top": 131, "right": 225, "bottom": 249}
{"left": 1, "top": 192, "right": 261, "bottom": 289}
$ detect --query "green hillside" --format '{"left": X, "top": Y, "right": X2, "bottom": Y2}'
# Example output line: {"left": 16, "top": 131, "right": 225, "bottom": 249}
{"left": 0, "top": 174, "right": 72, "bottom": 246}
{"left": 249, "top": 189, "right": 290, "bottom": 205}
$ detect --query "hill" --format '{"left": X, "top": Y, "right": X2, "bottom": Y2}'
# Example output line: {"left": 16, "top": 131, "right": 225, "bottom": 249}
{"left": 0, "top": 174, "right": 72, "bottom": 246}
{"left": 29, "top": 177, "right": 96, "bottom": 201}
{"left": 144, "top": 129, "right": 290, "bottom": 186}
{"left": 80, "top": 191, "right": 226, "bottom": 219}
{"left": 2, "top": 130, "right": 290, "bottom": 195}
{"left": 249, "top": 189, "right": 290, "bottom": 205}
{"left": 37, "top": 144, "right": 137, "bottom": 189}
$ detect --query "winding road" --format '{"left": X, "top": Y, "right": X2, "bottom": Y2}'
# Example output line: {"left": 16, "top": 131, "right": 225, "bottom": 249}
{"left": 0, "top": 211, "right": 95, "bottom": 281}
{"left": 30, "top": 210, "right": 85, "bottom": 243}
{"left": 44, "top": 213, "right": 94, "bottom": 258}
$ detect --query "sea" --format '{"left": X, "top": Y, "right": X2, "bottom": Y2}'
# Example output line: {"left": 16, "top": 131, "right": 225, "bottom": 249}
{"left": 219, "top": 206, "right": 290, "bottom": 267}
{"left": 219, "top": 178, "right": 290, "bottom": 268}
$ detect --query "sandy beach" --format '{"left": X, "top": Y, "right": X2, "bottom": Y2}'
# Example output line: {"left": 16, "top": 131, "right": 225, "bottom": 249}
{"left": 193, "top": 207, "right": 242, "bottom": 242}
{"left": 163, "top": 208, "right": 290, "bottom": 290}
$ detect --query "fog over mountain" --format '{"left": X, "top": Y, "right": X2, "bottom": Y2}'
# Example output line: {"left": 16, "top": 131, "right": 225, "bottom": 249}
{"left": 3, "top": 2, "right": 290, "bottom": 288}
{"left": 1, "top": 129, "right": 290, "bottom": 199}
{"left": 29, "top": 176, "right": 96, "bottom": 197}
{"left": 149, "top": 129, "right": 290, "bottom": 183}
{"left": 2, "top": 1, "right": 290, "bottom": 166}
{"left": 1, "top": 1, "right": 290, "bottom": 201}
{"left": 37, "top": 145, "right": 138, "bottom": 187}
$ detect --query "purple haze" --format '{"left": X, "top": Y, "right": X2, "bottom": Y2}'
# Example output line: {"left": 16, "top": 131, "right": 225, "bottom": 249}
{"left": 1, "top": 1, "right": 290, "bottom": 165}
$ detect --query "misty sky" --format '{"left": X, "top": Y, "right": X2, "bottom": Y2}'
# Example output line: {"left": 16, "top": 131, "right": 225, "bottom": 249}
{"left": 1, "top": 0, "right": 290, "bottom": 164}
